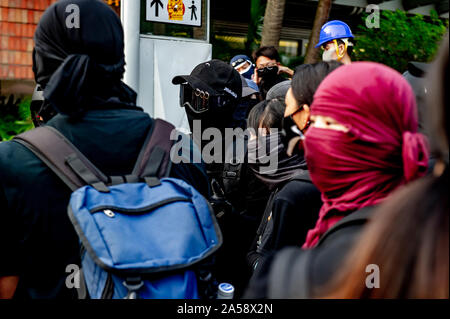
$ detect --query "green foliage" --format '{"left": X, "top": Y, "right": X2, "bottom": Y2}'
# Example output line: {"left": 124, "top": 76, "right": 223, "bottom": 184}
{"left": 211, "top": 36, "right": 247, "bottom": 62}
{"left": 245, "top": 0, "right": 265, "bottom": 56}
{"left": 353, "top": 9, "right": 448, "bottom": 72}
{"left": 280, "top": 53, "right": 305, "bottom": 69}
{"left": 0, "top": 96, "right": 34, "bottom": 142}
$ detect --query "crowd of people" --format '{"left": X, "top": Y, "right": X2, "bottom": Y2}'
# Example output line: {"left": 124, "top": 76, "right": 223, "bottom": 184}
{"left": 0, "top": 0, "right": 448, "bottom": 299}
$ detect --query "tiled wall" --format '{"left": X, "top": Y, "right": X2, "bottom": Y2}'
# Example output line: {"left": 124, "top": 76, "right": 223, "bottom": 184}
{"left": 0, "top": 0, "right": 59, "bottom": 80}
{"left": 0, "top": 0, "right": 120, "bottom": 81}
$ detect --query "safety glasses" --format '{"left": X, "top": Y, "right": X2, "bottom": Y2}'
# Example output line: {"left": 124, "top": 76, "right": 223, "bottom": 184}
{"left": 289, "top": 106, "right": 303, "bottom": 122}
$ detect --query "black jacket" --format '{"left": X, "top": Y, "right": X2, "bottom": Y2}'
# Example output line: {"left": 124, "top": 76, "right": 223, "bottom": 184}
{"left": 0, "top": 109, "right": 209, "bottom": 299}
{"left": 244, "top": 206, "right": 375, "bottom": 299}
{"left": 246, "top": 175, "right": 322, "bottom": 271}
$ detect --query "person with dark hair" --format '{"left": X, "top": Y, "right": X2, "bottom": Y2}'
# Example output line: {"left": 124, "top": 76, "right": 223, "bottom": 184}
{"left": 284, "top": 61, "right": 342, "bottom": 156}
{"left": 245, "top": 98, "right": 322, "bottom": 275}
{"left": 243, "top": 63, "right": 342, "bottom": 278}
{"left": 253, "top": 46, "right": 293, "bottom": 99}
{"left": 322, "top": 34, "right": 449, "bottom": 299}
{"left": 244, "top": 61, "right": 429, "bottom": 299}
{"left": 0, "top": 0, "right": 209, "bottom": 299}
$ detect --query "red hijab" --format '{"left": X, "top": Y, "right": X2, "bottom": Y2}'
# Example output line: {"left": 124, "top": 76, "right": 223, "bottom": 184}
{"left": 302, "top": 62, "right": 429, "bottom": 248}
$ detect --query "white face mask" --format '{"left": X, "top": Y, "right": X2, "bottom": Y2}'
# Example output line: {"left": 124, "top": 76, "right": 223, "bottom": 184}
{"left": 322, "top": 47, "right": 336, "bottom": 62}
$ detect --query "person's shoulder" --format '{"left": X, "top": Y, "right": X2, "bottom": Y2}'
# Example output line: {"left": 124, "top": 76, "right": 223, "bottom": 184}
{"left": 275, "top": 177, "right": 319, "bottom": 203}
{"left": 0, "top": 138, "right": 40, "bottom": 179}
{"left": 0, "top": 139, "right": 28, "bottom": 163}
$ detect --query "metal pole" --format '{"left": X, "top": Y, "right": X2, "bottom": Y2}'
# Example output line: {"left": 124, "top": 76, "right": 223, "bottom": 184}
{"left": 121, "top": 0, "right": 141, "bottom": 92}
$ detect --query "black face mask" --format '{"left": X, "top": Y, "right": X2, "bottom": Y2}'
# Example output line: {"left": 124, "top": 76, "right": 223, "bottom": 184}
{"left": 257, "top": 66, "right": 279, "bottom": 81}
{"left": 247, "top": 132, "right": 308, "bottom": 190}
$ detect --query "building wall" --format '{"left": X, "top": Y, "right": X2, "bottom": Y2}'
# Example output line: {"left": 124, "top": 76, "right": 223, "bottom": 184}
{"left": 0, "top": 0, "right": 58, "bottom": 82}
{"left": 0, "top": 0, "right": 120, "bottom": 96}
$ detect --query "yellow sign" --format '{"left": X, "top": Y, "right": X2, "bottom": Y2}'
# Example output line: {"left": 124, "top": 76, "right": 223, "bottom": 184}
{"left": 167, "top": 0, "right": 185, "bottom": 21}
{"left": 146, "top": 0, "right": 202, "bottom": 27}
{"left": 106, "top": 0, "right": 120, "bottom": 6}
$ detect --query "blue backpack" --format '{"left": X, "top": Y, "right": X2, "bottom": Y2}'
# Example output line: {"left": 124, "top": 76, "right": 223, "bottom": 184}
{"left": 14, "top": 119, "right": 222, "bottom": 299}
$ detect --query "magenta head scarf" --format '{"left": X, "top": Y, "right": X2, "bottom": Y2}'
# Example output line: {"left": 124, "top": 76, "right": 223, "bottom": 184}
{"left": 302, "top": 62, "right": 429, "bottom": 248}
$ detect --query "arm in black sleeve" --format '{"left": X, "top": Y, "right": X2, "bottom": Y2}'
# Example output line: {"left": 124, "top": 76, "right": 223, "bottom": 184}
{"left": 0, "top": 171, "right": 23, "bottom": 278}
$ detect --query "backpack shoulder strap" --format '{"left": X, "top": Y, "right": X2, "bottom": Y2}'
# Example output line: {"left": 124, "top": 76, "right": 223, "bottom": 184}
{"left": 132, "top": 119, "right": 176, "bottom": 184}
{"left": 317, "top": 206, "right": 374, "bottom": 247}
{"left": 13, "top": 126, "right": 109, "bottom": 192}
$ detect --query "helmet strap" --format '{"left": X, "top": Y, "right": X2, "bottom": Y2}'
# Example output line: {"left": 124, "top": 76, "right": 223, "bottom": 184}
{"left": 334, "top": 39, "right": 348, "bottom": 61}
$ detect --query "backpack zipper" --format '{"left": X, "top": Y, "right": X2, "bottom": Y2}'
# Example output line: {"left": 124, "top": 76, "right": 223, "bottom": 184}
{"left": 90, "top": 197, "right": 192, "bottom": 215}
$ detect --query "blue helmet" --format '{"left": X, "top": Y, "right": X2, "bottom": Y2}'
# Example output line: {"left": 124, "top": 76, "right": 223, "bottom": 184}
{"left": 315, "top": 20, "right": 354, "bottom": 48}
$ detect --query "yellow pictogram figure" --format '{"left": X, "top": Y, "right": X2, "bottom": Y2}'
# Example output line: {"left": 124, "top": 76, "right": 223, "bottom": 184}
{"left": 168, "top": 0, "right": 185, "bottom": 21}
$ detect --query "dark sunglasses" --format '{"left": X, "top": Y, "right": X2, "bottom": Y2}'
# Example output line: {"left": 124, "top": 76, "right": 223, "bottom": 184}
{"left": 256, "top": 65, "right": 278, "bottom": 75}
{"left": 179, "top": 83, "right": 234, "bottom": 114}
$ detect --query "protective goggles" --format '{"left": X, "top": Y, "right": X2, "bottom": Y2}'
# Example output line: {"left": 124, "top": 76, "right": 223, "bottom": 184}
{"left": 231, "top": 58, "right": 252, "bottom": 69}
{"left": 179, "top": 83, "right": 234, "bottom": 114}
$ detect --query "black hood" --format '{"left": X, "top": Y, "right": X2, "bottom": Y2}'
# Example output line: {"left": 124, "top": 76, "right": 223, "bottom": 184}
{"left": 33, "top": 0, "right": 139, "bottom": 118}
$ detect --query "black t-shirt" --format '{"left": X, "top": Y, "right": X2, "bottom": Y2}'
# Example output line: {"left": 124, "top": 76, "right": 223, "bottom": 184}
{"left": 0, "top": 109, "right": 209, "bottom": 299}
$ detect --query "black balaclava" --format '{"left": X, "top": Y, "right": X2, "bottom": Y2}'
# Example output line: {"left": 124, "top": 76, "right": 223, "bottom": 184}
{"left": 33, "top": 0, "right": 139, "bottom": 118}
{"left": 247, "top": 132, "right": 308, "bottom": 191}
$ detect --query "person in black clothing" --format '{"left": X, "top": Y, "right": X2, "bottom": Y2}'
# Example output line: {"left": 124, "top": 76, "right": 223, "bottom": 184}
{"left": 0, "top": 0, "right": 209, "bottom": 299}
{"left": 244, "top": 62, "right": 429, "bottom": 299}
{"left": 173, "top": 60, "right": 255, "bottom": 296}
{"left": 172, "top": 59, "right": 242, "bottom": 184}
{"left": 245, "top": 98, "right": 322, "bottom": 272}
{"left": 253, "top": 46, "right": 293, "bottom": 99}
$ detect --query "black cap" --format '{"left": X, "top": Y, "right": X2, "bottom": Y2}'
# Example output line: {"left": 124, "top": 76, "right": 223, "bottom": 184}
{"left": 266, "top": 80, "right": 291, "bottom": 100}
{"left": 172, "top": 59, "right": 242, "bottom": 100}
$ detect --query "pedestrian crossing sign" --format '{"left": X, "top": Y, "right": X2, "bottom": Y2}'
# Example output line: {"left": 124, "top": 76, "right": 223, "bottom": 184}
{"left": 146, "top": 0, "right": 202, "bottom": 27}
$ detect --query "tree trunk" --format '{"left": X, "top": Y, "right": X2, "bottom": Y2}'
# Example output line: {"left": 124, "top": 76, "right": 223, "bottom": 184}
{"left": 304, "top": 0, "right": 332, "bottom": 64}
{"left": 261, "top": 0, "right": 287, "bottom": 48}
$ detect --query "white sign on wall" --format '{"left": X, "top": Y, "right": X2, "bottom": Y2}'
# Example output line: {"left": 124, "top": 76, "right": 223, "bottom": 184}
{"left": 146, "top": 0, "right": 202, "bottom": 27}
